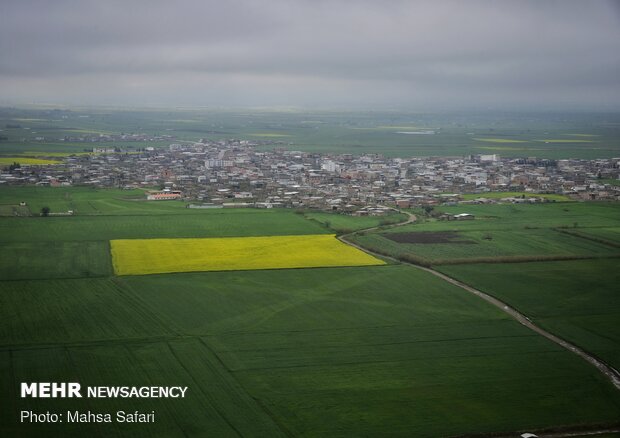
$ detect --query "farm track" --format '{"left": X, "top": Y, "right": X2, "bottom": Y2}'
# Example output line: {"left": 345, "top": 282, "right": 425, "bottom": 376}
{"left": 415, "top": 266, "right": 620, "bottom": 391}
{"left": 452, "top": 426, "right": 620, "bottom": 438}
{"left": 338, "top": 211, "right": 620, "bottom": 391}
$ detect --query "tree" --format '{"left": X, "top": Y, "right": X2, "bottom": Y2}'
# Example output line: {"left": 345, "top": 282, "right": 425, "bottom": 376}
{"left": 40, "top": 206, "right": 50, "bottom": 217}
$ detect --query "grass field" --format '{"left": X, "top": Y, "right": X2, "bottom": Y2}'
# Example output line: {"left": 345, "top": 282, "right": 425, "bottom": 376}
{"left": 472, "top": 137, "right": 528, "bottom": 143}
{"left": 560, "top": 227, "right": 620, "bottom": 245}
{"left": 352, "top": 227, "right": 619, "bottom": 265}
{"left": 535, "top": 139, "right": 596, "bottom": 143}
{"left": 0, "top": 210, "right": 329, "bottom": 242}
{"left": 406, "top": 203, "right": 620, "bottom": 231}
{"left": 438, "top": 259, "right": 620, "bottom": 371}
{"left": 577, "top": 435, "right": 620, "bottom": 438}
{"left": 0, "top": 241, "right": 112, "bottom": 280}
{"left": 2, "top": 107, "right": 620, "bottom": 159}
{"left": 4, "top": 339, "right": 284, "bottom": 437}
{"left": 304, "top": 211, "right": 408, "bottom": 233}
{"left": 0, "top": 278, "right": 171, "bottom": 345}
{"left": 0, "top": 187, "right": 179, "bottom": 215}
{"left": 0, "top": 204, "right": 29, "bottom": 217}
{"left": 600, "top": 178, "right": 620, "bottom": 186}
{"left": 248, "top": 132, "right": 292, "bottom": 137}
{"left": 110, "top": 234, "right": 385, "bottom": 275}
{"left": 459, "top": 191, "right": 572, "bottom": 202}
{"left": 2, "top": 186, "right": 620, "bottom": 434}
{"left": 349, "top": 203, "right": 620, "bottom": 265}
{"left": 3, "top": 266, "right": 620, "bottom": 436}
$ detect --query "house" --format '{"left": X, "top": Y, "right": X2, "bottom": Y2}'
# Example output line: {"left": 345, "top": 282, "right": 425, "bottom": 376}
{"left": 396, "top": 199, "right": 411, "bottom": 208}
{"left": 147, "top": 191, "right": 182, "bottom": 201}
{"left": 454, "top": 213, "right": 474, "bottom": 220}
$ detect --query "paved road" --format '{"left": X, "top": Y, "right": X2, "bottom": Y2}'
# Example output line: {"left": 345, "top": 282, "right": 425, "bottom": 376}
{"left": 338, "top": 211, "right": 620, "bottom": 391}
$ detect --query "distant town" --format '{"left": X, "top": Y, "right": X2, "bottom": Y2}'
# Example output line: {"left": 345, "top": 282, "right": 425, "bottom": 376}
{"left": 2, "top": 136, "right": 619, "bottom": 213}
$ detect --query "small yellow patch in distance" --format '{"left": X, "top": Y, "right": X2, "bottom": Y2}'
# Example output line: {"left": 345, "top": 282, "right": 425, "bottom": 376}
{"left": 564, "top": 133, "right": 599, "bottom": 137}
{"left": 376, "top": 125, "right": 427, "bottom": 129}
{"left": 0, "top": 157, "right": 60, "bottom": 165}
{"left": 248, "top": 133, "right": 291, "bottom": 137}
{"left": 472, "top": 138, "right": 528, "bottom": 143}
{"left": 24, "top": 151, "right": 92, "bottom": 157}
{"left": 110, "top": 234, "right": 385, "bottom": 276}
{"left": 534, "top": 139, "right": 595, "bottom": 143}
{"left": 475, "top": 146, "right": 545, "bottom": 151}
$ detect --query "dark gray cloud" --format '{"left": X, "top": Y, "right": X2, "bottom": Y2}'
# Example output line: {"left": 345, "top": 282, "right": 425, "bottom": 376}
{"left": 1, "top": 0, "right": 619, "bottom": 109}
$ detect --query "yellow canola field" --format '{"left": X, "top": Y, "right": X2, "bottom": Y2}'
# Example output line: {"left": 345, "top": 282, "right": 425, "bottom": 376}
{"left": 0, "top": 157, "right": 59, "bottom": 165}
{"left": 248, "top": 132, "right": 291, "bottom": 137}
{"left": 472, "top": 138, "right": 528, "bottom": 144}
{"left": 110, "top": 234, "right": 385, "bottom": 276}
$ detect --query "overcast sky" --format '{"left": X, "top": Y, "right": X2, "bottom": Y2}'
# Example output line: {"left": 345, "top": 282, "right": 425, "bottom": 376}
{"left": 1, "top": 0, "right": 619, "bottom": 110}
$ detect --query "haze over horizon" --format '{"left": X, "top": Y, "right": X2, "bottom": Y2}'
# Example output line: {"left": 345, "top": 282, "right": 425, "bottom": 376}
{"left": 1, "top": 0, "right": 619, "bottom": 111}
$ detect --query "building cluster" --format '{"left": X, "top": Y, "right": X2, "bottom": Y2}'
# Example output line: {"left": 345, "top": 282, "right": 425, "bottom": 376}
{"left": 15, "top": 131, "right": 176, "bottom": 145}
{"left": 1, "top": 139, "right": 619, "bottom": 210}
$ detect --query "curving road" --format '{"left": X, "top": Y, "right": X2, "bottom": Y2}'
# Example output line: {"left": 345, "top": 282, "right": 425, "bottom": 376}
{"left": 338, "top": 210, "right": 620, "bottom": 391}
{"left": 417, "top": 266, "right": 620, "bottom": 390}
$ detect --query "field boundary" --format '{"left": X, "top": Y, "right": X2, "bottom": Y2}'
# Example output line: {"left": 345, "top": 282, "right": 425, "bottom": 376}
{"left": 428, "top": 253, "right": 620, "bottom": 266}
{"left": 554, "top": 227, "right": 620, "bottom": 248}
{"left": 416, "top": 266, "right": 620, "bottom": 390}
{"left": 338, "top": 211, "right": 620, "bottom": 391}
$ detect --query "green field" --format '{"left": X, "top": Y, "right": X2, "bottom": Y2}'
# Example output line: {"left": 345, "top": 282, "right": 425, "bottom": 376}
{"left": 0, "top": 241, "right": 112, "bottom": 280}
{"left": 0, "top": 187, "right": 187, "bottom": 215}
{"left": 348, "top": 203, "right": 620, "bottom": 265}
{"left": 0, "top": 200, "right": 334, "bottom": 281}
{"left": 459, "top": 191, "right": 572, "bottom": 202}
{"left": 408, "top": 203, "right": 620, "bottom": 231}
{"left": 599, "top": 179, "right": 620, "bottom": 187}
{"left": 2, "top": 186, "right": 620, "bottom": 436}
{"left": 2, "top": 266, "right": 620, "bottom": 436}
{"left": 574, "top": 435, "right": 620, "bottom": 438}
{"left": 2, "top": 107, "right": 620, "bottom": 159}
{"left": 0, "top": 210, "right": 329, "bottom": 243}
{"left": 558, "top": 227, "right": 620, "bottom": 246}
{"left": 304, "top": 211, "right": 408, "bottom": 233}
{"left": 352, "top": 227, "right": 620, "bottom": 265}
{"left": 4, "top": 339, "right": 285, "bottom": 437}
{"left": 472, "top": 137, "right": 528, "bottom": 143}
{"left": 438, "top": 259, "right": 620, "bottom": 371}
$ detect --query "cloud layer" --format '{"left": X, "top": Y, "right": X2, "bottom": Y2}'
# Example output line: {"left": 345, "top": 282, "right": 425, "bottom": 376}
{"left": 1, "top": 0, "right": 619, "bottom": 109}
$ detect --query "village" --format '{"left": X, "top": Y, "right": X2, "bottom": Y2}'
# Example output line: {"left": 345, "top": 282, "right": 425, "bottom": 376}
{"left": 1, "top": 137, "right": 619, "bottom": 214}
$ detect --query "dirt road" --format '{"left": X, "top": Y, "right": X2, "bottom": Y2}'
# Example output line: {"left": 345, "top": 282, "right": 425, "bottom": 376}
{"left": 338, "top": 211, "right": 620, "bottom": 391}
